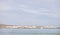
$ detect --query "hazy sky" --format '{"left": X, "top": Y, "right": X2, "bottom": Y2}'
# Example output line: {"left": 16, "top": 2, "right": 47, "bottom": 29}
{"left": 0, "top": 0, "right": 60, "bottom": 26}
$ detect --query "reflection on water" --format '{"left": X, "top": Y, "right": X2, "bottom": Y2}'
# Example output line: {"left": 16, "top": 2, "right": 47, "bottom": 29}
{"left": 0, "top": 29, "right": 60, "bottom": 35}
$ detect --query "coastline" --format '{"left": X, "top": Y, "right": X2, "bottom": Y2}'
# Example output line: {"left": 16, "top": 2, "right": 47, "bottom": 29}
{"left": 0, "top": 24, "right": 60, "bottom": 29}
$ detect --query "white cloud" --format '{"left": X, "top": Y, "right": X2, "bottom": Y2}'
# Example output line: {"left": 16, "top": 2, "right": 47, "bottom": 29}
{"left": 0, "top": 3, "right": 12, "bottom": 11}
{"left": 0, "top": 0, "right": 60, "bottom": 18}
{"left": 19, "top": 5, "right": 60, "bottom": 18}
{"left": 0, "top": 0, "right": 60, "bottom": 25}
{"left": 0, "top": 0, "right": 15, "bottom": 11}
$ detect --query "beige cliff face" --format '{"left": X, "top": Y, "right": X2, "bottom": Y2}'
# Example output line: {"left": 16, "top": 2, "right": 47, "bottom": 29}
{"left": 43, "top": 26, "right": 57, "bottom": 28}
{"left": 0, "top": 24, "right": 60, "bottom": 29}
{"left": 0, "top": 25, "right": 37, "bottom": 29}
{"left": 23, "top": 26, "right": 36, "bottom": 28}
{"left": 6, "top": 26, "right": 17, "bottom": 28}
{"left": 5, "top": 26, "right": 24, "bottom": 28}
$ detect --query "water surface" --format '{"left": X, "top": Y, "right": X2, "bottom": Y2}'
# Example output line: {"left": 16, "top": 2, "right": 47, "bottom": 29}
{"left": 0, "top": 29, "right": 60, "bottom": 35}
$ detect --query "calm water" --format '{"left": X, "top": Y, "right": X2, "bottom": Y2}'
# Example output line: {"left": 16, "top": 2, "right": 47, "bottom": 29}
{"left": 0, "top": 29, "right": 60, "bottom": 35}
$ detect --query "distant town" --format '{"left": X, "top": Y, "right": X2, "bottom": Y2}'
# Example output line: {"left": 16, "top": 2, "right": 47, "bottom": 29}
{"left": 0, "top": 24, "right": 60, "bottom": 29}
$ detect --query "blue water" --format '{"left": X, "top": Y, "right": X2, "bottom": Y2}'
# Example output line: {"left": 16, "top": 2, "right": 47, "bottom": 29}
{"left": 0, "top": 29, "right": 60, "bottom": 35}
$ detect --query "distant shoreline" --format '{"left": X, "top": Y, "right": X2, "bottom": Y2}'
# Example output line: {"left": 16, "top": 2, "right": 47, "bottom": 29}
{"left": 0, "top": 24, "right": 60, "bottom": 29}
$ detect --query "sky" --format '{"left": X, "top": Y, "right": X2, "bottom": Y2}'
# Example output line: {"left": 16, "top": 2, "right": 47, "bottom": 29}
{"left": 0, "top": 0, "right": 60, "bottom": 26}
